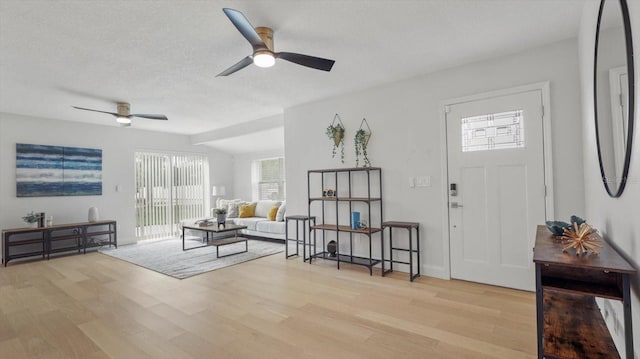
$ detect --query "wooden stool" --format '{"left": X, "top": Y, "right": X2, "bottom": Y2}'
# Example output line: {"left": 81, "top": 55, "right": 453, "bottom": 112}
{"left": 381, "top": 221, "right": 420, "bottom": 281}
{"left": 285, "top": 215, "right": 316, "bottom": 260}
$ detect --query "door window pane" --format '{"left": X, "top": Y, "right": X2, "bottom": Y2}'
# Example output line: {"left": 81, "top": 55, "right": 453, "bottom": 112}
{"left": 461, "top": 110, "right": 525, "bottom": 152}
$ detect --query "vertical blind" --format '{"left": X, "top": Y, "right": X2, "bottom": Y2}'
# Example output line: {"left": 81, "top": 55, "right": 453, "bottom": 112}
{"left": 135, "top": 152, "right": 210, "bottom": 240}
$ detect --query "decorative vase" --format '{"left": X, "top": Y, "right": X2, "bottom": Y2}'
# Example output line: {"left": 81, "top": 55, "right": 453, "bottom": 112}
{"left": 29, "top": 222, "right": 38, "bottom": 228}
{"left": 327, "top": 240, "right": 337, "bottom": 257}
{"left": 216, "top": 214, "right": 226, "bottom": 224}
{"left": 88, "top": 207, "right": 99, "bottom": 222}
{"left": 351, "top": 212, "right": 360, "bottom": 229}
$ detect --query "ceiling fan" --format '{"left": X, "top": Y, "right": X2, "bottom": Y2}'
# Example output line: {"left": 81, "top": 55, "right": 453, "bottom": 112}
{"left": 217, "top": 8, "right": 336, "bottom": 76}
{"left": 72, "top": 102, "right": 168, "bottom": 127}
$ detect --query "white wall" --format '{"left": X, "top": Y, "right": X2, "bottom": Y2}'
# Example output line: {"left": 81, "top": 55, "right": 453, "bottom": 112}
{"left": 0, "top": 113, "right": 233, "bottom": 253}
{"left": 285, "top": 37, "right": 584, "bottom": 278}
{"left": 232, "top": 149, "right": 285, "bottom": 201}
{"left": 579, "top": 0, "right": 639, "bottom": 356}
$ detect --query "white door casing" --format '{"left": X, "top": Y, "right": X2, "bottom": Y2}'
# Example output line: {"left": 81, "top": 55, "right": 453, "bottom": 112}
{"left": 445, "top": 88, "right": 547, "bottom": 291}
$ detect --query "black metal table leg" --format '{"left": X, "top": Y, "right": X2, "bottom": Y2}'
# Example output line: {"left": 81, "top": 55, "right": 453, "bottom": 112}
{"left": 368, "top": 235, "right": 373, "bottom": 276}
{"left": 623, "top": 274, "right": 633, "bottom": 359}
{"left": 389, "top": 228, "right": 394, "bottom": 273}
{"left": 336, "top": 236, "right": 340, "bottom": 270}
{"left": 535, "top": 263, "right": 544, "bottom": 359}
{"left": 381, "top": 227, "right": 386, "bottom": 276}
{"left": 409, "top": 228, "right": 413, "bottom": 280}
{"left": 416, "top": 225, "right": 421, "bottom": 279}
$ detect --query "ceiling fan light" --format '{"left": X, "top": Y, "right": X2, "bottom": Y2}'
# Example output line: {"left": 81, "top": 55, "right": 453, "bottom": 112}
{"left": 253, "top": 51, "right": 275, "bottom": 68}
{"left": 116, "top": 116, "right": 131, "bottom": 124}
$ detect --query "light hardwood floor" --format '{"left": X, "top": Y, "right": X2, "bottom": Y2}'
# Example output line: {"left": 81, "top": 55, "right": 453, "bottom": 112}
{"left": 0, "top": 251, "right": 537, "bottom": 358}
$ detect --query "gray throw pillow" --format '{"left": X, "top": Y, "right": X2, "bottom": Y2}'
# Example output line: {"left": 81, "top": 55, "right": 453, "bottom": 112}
{"left": 227, "top": 201, "right": 247, "bottom": 218}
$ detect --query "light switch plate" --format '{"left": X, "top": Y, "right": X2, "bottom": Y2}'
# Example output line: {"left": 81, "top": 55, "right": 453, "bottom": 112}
{"left": 416, "top": 176, "right": 431, "bottom": 187}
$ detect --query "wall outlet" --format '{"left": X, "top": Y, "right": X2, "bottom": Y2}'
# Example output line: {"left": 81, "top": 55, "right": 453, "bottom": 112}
{"left": 416, "top": 176, "right": 431, "bottom": 187}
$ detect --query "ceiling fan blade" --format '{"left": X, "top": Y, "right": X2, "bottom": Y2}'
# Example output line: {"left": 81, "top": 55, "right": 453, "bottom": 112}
{"left": 72, "top": 106, "right": 118, "bottom": 116}
{"left": 216, "top": 56, "right": 254, "bottom": 77}
{"left": 222, "top": 8, "right": 267, "bottom": 50}
{"left": 276, "top": 52, "right": 335, "bottom": 72}
{"left": 130, "top": 114, "right": 168, "bottom": 121}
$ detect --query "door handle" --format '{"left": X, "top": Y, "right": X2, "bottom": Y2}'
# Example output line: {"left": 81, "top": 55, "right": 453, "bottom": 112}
{"left": 450, "top": 202, "right": 463, "bottom": 208}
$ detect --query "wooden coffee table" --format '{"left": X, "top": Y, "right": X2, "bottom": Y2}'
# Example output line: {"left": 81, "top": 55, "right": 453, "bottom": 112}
{"left": 182, "top": 223, "right": 248, "bottom": 258}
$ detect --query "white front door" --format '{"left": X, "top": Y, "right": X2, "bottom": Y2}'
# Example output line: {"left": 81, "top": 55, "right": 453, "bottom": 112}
{"left": 446, "top": 90, "right": 546, "bottom": 291}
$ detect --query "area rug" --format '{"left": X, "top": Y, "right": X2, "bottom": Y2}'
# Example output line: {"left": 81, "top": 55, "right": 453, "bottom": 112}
{"left": 99, "top": 238, "right": 284, "bottom": 279}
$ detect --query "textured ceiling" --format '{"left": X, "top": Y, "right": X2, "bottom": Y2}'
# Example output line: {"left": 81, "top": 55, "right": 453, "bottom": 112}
{"left": 0, "top": 0, "right": 585, "bottom": 150}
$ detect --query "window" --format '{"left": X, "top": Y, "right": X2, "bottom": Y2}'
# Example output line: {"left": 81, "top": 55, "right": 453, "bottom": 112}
{"left": 252, "top": 157, "right": 285, "bottom": 201}
{"left": 461, "top": 110, "right": 525, "bottom": 152}
{"left": 135, "top": 152, "right": 210, "bottom": 240}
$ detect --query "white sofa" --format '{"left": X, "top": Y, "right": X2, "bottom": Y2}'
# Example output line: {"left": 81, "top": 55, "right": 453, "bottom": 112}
{"left": 180, "top": 199, "right": 287, "bottom": 240}
{"left": 221, "top": 199, "right": 286, "bottom": 240}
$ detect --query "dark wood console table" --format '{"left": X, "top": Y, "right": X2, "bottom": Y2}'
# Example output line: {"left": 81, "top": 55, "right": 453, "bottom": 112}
{"left": 2, "top": 220, "right": 117, "bottom": 266}
{"left": 533, "top": 225, "right": 634, "bottom": 359}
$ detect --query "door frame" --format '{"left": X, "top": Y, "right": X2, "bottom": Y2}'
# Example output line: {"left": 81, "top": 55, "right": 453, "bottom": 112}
{"left": 438, "top": 82, "right": 554, "bottom": 280}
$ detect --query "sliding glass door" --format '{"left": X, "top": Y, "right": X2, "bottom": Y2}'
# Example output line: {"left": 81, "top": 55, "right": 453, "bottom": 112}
{"left": 135, "top": 152, "right": 210, "bottom": 240}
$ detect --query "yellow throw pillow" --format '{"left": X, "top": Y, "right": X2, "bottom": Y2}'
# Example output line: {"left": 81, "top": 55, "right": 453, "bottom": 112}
{"left": 238, "top": 203, "right": 256, "bottom": 218}
{"left": 267, "top": 206, "right": 279, "bottom": 221}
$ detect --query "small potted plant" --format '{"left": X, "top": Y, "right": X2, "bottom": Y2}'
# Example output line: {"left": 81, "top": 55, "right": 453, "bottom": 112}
{"left": 354, "top": 129, "right": 371, "bottom": 167}
{"left": 326, "top": 114, "right": 345, "bottom": 163}
{"left": 214, "top": 207, "right": 227, "bottom": 224}
{"left": 354, "top": 118, "right": 371, "bottom": 167}
{"left": 22, "top": 211, "right": 42, "bottom": 228}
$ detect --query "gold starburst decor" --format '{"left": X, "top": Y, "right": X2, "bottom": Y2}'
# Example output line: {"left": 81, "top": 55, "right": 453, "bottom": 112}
{"left": 560, "top": 222, "right": 603, "bottom": 255}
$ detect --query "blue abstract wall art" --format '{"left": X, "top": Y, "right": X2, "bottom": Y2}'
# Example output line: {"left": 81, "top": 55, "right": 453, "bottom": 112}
{"left": 16, "top": 143, "right": 102, "bottom": 197}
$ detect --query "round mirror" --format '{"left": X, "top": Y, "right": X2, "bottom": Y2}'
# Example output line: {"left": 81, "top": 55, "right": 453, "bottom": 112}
{"left": 594, "top": 0, "right": 635, "bottom": 198}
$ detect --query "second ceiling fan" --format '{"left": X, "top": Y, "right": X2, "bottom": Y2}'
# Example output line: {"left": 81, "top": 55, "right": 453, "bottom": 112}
{"left": 72, "top": 102, "right": 167, "bottom": 127}
{"left": 217, "top": 8, "right": 335, "bottom": 76}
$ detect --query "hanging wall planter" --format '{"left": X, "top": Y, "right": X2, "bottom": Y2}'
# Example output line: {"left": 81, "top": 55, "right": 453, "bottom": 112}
{"left": 326, "top": 113, "right": 345, "bottom": 163}
{"left": 354, "top": 118, "right": 371, "bottom": 167}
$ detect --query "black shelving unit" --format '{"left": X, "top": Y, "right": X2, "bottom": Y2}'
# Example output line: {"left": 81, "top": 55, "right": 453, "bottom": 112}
{"left": 307, "top": 167, "right": 383, "bottom": 275}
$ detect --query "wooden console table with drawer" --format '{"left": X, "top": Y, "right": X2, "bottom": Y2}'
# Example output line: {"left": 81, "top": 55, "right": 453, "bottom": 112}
{"left": 533, "top": 225, "right": 634, "bottom": 359}
{"left": 2, "top": 220, "right": 117, "bottom": 266}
